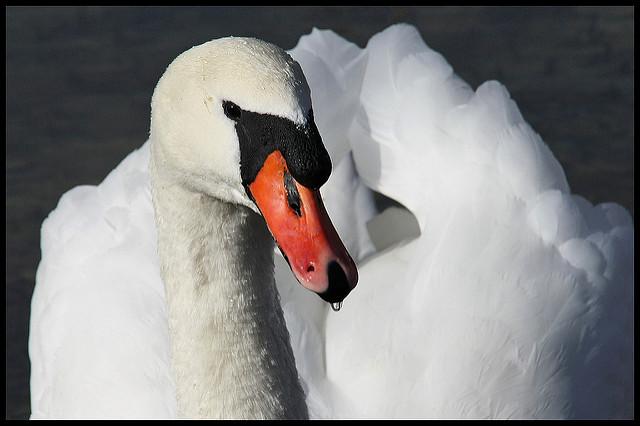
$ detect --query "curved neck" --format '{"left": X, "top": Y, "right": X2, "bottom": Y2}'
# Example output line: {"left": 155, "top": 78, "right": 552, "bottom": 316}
{"left": 150, "top": 168, "right": 308, "bottom": 419}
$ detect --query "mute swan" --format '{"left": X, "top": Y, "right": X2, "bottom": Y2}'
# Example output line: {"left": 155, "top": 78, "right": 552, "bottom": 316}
{"left": 29, "top": 24, "right": 633, "bottom": 419}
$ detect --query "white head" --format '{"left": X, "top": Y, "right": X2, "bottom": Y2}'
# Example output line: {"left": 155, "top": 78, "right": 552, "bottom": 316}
{"left": 149, "top": 36, "right": 358, "bottom": 304}
{"left": 150, "top": 37, "right": 312, "bottom": 210}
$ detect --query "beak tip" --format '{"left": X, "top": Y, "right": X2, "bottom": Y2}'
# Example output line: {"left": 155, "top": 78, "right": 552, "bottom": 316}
{"left": 319, "top": 260, "right": 357, "bottom": 304}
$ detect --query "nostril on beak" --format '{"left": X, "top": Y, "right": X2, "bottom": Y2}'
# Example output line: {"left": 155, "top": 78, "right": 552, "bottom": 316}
{"left": 283, "top": 170, "right": 302, "bottom": 217}
{"left": 307, "top": 264, "right": 315, "bottom": 273}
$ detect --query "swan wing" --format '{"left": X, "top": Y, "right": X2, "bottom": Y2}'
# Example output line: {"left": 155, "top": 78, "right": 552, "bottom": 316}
{"left": 307, "top": 24, "right": 633, "bottom": 419}
{"left": 29, "top": 142, "right": 176, "bottom": 419}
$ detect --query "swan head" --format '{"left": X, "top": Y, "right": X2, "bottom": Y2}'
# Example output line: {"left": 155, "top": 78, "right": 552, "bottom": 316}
{"left": 150, "top": 36, "right": 357, "bottom": 304}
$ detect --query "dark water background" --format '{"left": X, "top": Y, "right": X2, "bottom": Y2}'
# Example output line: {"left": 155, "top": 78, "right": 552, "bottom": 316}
{"left": 5, "top": 6, "right": 634, "bottom": 419}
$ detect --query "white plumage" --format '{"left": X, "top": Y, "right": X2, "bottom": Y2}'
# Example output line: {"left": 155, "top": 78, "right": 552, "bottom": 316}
{"left": 29, "top": 24, "right": 633, "bottom": 419}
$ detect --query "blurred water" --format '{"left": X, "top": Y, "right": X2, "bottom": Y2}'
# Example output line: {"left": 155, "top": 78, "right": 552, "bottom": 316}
{"left": 5, "top": 6, "right": 634, "bottom": 419}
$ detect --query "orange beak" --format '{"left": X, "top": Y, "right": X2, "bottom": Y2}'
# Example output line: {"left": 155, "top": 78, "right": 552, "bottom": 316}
{"left": 248, "top": 150, "right": 358, "bottom": 304}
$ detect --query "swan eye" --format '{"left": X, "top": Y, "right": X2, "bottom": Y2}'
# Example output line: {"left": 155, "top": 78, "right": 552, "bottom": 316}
{"left": 223, "top": 101, "right": 242, "bottom": 121}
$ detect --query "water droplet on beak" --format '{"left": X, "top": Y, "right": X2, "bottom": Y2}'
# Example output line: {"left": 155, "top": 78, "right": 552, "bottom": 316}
{"left": 331, "top": 301, "right": 343, "bottom": 312}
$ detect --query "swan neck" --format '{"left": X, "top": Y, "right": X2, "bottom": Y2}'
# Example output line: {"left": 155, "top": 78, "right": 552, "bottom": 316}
{"left": 151, "top": 172, "right": 308, "bottom": 419}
